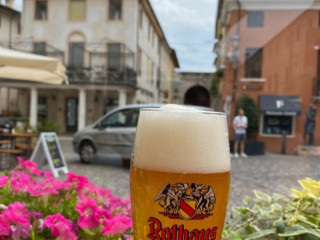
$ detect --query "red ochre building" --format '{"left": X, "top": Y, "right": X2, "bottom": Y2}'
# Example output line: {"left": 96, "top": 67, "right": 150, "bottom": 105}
{"left": 214, "top": 0, "right": 320, "bottom": 154}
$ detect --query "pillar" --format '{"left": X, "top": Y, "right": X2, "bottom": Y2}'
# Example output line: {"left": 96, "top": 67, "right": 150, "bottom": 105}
{"left": 78, "top": 88, "right": 86, "bottom": 131}
{"left": 0, "top": 87, "right": 2, "bottom": 114}
{"left": 29, "top": 88, "right": 38, "bottom": 129}
{"left": 118, "top": 90, "right": 127, "bottom": 107}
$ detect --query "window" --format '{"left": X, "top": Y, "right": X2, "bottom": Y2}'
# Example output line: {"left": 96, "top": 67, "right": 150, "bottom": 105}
{"left": 99, "top": 109, "right": 139, "bottom": 128}
{"left": 245, "top": 48, "right": 263, "bottom": 78}
{"left": 137, "top": 47, "right": 142, "bottom": 75}
{"left": 109, "top": 0, "right": 122, "bottom": 20}
{"left": 148, "top": 23, "right": 151, "bottom": 40}
{"left": 262, "top": 115, "right": 293, "bottom": 135}
{"left": 146, "top": 58, "right": 151, "bottom": 82}
{"left": 35, "top": 0, "right": 48, "bottom": 20}
{"left": 152, "top": 30, "right": 155, "bottom": 47}
{"left": 104, "top": 99, "right": 119, "bottom": 114}
{"left": 139, "top": 6, "right": 143, "bottom": 28}
{"left": 69, "top": 42, "right": 84, "bottom": 67}
{"left": 247, "top": 11, "right": 264, "bottom": 28}
{"left": 38, "top": 97, "right": 47, "bottom": 121}
{"left": 17, "top": 23, "right": 21, "bottom": 34}
{"left": 33, "top": 42, "right": 46, "bottom": 56}
{"left": 107, "top": 43, "right": 121, "bottom": 72}
{"left": 151, "top": 62, "right": 154, "bottom": 83}
{"left": 70, "top": 0, "right": 86, "bottom": 21}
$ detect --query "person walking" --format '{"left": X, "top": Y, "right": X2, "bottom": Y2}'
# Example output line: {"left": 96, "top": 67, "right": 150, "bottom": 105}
{"left": 233, "top": 108, "right": 248, "bottom": 158}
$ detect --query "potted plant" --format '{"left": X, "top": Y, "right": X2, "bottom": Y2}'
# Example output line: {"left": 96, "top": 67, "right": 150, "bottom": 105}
{"left": 233, "top": 94, "right": 265, "bottom": 155}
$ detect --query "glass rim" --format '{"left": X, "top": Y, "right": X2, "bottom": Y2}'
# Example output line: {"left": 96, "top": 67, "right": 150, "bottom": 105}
{"left": 140, "top": 107, "right": 227, "bottom": 116}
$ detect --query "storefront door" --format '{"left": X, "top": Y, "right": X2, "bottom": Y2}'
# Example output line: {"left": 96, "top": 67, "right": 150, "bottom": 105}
{"left": 66, "top": 98, "right": 78, "bottom": 132}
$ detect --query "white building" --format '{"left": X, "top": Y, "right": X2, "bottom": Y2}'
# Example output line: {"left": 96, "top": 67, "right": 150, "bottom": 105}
{"left": 0, "top": 2, "right": 21, "bottom": 117}
{"left": 0, "top": 0, "right": 179, "bottom": 133}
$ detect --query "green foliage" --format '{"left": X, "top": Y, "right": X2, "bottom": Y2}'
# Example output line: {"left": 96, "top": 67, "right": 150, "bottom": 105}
{"left": 37, "top": 120, "right": 60, "bottom": 133}
{"left": 235, "top": 94, "right": 259, "bottom": 135}
{"left": 211, "top": 69, "right": 224, "bottom": 97}
{"left": 223, "top": 178, "right": 320, "bottom": 240}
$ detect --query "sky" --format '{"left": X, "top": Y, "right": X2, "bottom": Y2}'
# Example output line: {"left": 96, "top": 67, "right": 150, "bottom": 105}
{"left": 149, "top": 0, "right": 218, "bottom": 72}
{"left": 10, "top": 0, "right": 218, "bottom": 73}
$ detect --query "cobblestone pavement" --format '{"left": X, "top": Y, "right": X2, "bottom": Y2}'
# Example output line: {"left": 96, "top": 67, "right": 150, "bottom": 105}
{"left": 54, "top": 137, "right": 320, "bottom": 215}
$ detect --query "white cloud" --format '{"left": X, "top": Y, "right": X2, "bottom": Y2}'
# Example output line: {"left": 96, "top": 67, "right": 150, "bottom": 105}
{"left": 150, "top": 0, "right": 218, "bottom": 72}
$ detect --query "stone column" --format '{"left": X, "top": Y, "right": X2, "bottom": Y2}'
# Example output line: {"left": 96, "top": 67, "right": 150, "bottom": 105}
{"left": 29, "top": 88, "right": 38, "bottom": 129}
{"left": 118, "top": 90, "right": 127, "bottom": 107}
{"left": 78, "top": 88, "right": 86, "bottom": 131}
{"left": 0, "top": 87, "right": 2, "bottom": 114}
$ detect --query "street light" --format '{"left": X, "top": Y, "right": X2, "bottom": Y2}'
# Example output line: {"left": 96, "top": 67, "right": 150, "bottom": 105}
{"left": 229, "top": 34, "right": 240, "bottom": 101}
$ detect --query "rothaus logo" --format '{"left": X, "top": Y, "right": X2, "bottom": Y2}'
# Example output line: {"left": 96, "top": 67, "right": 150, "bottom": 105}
{"left": 147, "top": 183, "right": 217, "bottom": 240}
{"left": 155, "top": 183, "right": 216, "bottom": 220}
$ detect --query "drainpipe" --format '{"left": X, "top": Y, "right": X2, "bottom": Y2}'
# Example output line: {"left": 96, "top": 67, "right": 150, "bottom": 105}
{"left": 232, "top": 0, "right": 241, "bottom": 102}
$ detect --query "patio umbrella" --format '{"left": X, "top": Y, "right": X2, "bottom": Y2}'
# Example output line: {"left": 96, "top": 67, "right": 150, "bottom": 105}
{"left": 0, "top": 47, "right": 68, "bottom": 85}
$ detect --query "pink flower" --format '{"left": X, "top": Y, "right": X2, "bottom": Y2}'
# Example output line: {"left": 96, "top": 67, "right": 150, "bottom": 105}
{"left": 101, "top": 213, "right": 132, "bottom": 236}
{"left": 66, "top": 173, "right": 90, "bottom": 191}
{"left": 0, "top": 202, "right": 31, "bottom": 237}
{"left": 8, "top": 202, "right": 30, "bottom": 220}
{"left": 0, "top": 175, "right": 8, "bottom": 188}
{"left": 75, "top": 197, "right": 100, "bottom": 229}
{"left": 31, "top": 212, "right": 43, "bottom": 221}
{"left": 54, "top": 222, "right": 77, "bottom": 240}
{"left": 96, "top": 188, "right": 112, "bottom": 205}
{"left": 44, "top": 213, "right": 75, "bottom": 238}
{"left": 10, "top": 171, "right": 36, "bottom": 192}
{"left": 17, "top": 157, "right": 42, "bottom": 177}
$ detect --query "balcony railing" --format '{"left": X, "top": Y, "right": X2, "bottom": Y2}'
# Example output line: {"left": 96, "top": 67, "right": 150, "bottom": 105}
{"left": 0, "top": 41, "right": 137, "bottom": 86}
{"left": 66, "top": 65, "right": 137, "bottom": 86}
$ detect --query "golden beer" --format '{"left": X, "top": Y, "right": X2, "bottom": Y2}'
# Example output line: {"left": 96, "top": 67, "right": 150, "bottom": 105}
{"left": 130, "top": 105, "right": 231, "bottom": 240}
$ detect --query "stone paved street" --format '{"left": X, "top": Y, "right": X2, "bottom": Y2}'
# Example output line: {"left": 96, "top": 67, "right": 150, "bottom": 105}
{"left": 53, "top": 137, "right": 320, "bottom": 214}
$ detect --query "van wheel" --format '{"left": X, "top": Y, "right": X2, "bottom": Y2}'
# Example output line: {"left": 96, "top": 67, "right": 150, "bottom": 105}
{"left": 122, "top": 158, "right": 131, "bottom": 168}
{"left": 80, "top": 141, "right": 96, "bottom": 163}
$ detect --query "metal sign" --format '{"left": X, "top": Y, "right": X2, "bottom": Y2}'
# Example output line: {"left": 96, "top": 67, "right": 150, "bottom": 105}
{"left": 30, "top": 132, "right": 68, "bottom": 177}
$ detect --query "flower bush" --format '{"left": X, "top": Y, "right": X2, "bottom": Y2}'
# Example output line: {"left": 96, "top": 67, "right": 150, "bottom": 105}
{"left": 0, "top": 158, "right": 132, "bottom": 240}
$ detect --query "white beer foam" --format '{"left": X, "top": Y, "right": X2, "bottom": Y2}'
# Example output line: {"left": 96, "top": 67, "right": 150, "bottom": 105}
{"left": 133, "top": 105, "right": 231, "bottom": 173}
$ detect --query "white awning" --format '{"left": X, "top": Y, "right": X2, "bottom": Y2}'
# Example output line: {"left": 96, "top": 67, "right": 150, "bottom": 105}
{"left": 0, "top": 47, "right": 68, "bottom": 85}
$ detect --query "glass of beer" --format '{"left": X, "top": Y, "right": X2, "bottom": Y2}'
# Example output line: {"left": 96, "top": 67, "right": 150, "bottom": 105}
{"left": 130, "top": 105, "right": 231, "bottom": 240}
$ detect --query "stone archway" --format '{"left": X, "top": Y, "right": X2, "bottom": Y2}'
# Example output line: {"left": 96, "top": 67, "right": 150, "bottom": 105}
{"left": 184, "top": 85, "right": 211, "bottom": 107}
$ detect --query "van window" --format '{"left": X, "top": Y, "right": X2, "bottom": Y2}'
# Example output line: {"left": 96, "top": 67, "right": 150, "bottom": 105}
{"left": 99, "top": 109, "right": 139, "bottom": 128}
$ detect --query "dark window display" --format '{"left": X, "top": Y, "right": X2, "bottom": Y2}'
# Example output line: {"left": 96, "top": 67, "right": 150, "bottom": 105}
{"left": 262, "top": 115, "right": 293, "bottom": 135}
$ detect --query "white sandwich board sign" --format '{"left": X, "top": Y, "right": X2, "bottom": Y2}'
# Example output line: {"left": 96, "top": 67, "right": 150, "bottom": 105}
{"left": 30, "top": 132, "right": 68, "bottom": 177}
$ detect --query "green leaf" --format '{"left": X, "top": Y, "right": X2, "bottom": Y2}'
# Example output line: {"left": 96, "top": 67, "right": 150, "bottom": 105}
{"left": 297, "top": 215, "right": 319, "bottom": 228}
{"left": 82, "top": 228, "right": 95, "bottom": 236}
{"left": 279, "top": 225, "right": 320, "bottom": 238}
{"left": 273, "top": 219, "right": 286, "bottom": 233}
{"left": 253, "top": 190, "right": 271, "bottom": 202}
{"left": 246, "top": 229, "right": 276, "bottom": 240}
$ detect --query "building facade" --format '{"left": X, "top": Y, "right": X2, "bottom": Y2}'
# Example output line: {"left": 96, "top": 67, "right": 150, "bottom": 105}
{"left": 0, "top": 0, "right": 179, "bottom": 133}
{"left": 215, "top": 0, "right": 320, "bottom": 153}
{"left": 175, "top": 72, "right": 213, "bottom": 108}
{"left": 0, "top": 2, "right": 21, "bottom": 116}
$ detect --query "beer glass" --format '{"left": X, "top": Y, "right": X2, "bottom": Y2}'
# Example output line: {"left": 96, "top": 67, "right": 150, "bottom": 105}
{"left": 130, "top": 105, "right": 231, "bottom": 240}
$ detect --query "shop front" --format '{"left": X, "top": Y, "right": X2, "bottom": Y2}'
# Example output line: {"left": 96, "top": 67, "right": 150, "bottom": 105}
{"left": 258, "top": 95, "right": 302, "bottom": 153}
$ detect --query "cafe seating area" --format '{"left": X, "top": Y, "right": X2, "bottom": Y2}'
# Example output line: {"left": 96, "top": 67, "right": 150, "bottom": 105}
{"left": 0, "top": 132, "right": 38, "bottom": 170}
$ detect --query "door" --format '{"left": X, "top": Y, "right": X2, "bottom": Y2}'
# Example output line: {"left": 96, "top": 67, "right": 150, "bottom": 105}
{"left": 66, "top": 98, "right": 78, "bottom": 132}
{"left": 95, "top": 108, "right": 140, "bottom": 158}
{"left": 69, "top": 42, "right": 84, "bottom": 68}
{"left": 69, "top": 42, "right": 84, "bottom": 79}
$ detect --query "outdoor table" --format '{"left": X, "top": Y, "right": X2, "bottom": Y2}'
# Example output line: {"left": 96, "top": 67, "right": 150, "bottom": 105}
{"left": 3, "top": 132, "right": 37, "bottom": 158}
